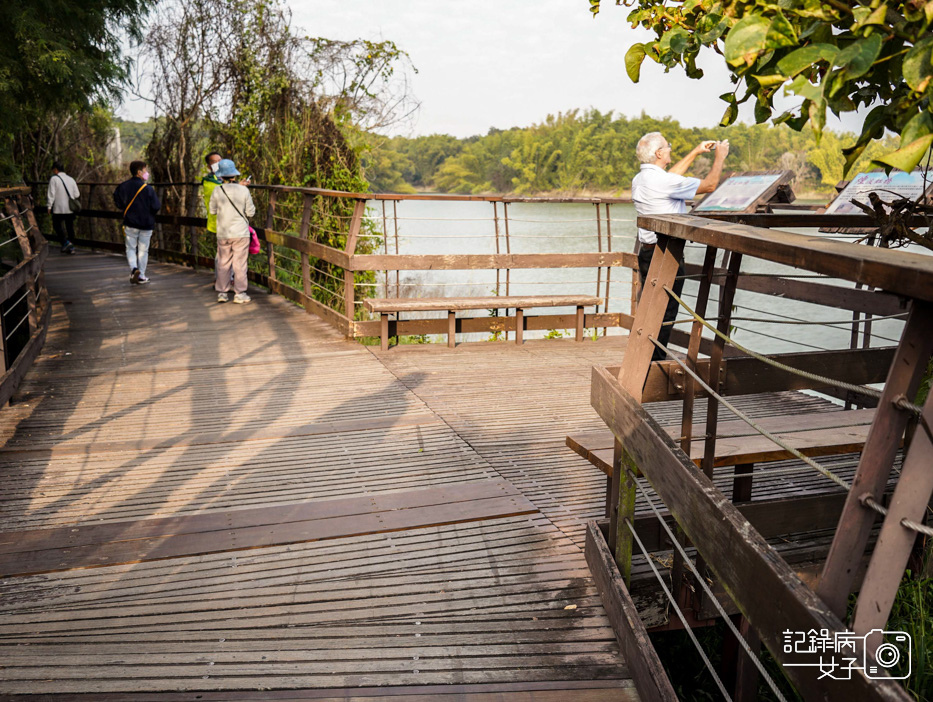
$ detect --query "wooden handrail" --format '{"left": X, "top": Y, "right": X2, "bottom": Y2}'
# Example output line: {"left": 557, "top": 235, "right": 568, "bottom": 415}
{"left": 642, "top": 212, "right": 933, "bottom": 302}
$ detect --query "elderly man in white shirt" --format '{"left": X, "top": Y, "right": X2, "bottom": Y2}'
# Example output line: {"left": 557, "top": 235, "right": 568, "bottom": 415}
{"left": 631, "top": 132, "right": 729, "bottom": 360}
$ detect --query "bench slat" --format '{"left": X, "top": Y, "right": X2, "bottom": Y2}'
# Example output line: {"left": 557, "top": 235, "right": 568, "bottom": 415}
{"left": 567, "top": 408, "right": 878, "bottom": 474}
{"left": 365, "top": 295, "right": 603, "bottom": 313}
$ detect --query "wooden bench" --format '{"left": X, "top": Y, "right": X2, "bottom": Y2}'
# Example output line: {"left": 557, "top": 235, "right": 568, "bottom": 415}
{"left": 364, "top": 295, "right": 603, "bottom": 351}
{"left": 567, "top": 408, "right": 878, "bottom": 501}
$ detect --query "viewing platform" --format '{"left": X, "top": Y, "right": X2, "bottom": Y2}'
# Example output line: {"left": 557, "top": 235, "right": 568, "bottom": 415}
{"left": 0, "top": 181, "right": 929, "bottom": 701}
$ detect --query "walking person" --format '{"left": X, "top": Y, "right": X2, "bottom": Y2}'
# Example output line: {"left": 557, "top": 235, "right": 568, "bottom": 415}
{"left": 47, "top": 162, "right": 79, "bottom": 254}
{"left": 210, "top": 159, "right": 255, "bottom": 304}
{"left": 113, "top": 160, "right": 161, "bottom": 285}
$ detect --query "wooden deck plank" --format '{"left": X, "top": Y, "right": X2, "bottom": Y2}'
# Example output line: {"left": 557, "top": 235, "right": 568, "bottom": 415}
{"left": 0, "top": 253, "right": 633, "bottom": 696}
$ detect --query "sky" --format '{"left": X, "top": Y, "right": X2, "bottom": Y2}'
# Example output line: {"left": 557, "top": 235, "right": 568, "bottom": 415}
{"left": 119, "top": 0, "right": 867, "bottom": 138}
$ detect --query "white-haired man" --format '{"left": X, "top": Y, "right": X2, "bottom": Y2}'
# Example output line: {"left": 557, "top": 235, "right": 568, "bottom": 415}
{"left": 631, "top": 132, "right": 729, "bottom": 360}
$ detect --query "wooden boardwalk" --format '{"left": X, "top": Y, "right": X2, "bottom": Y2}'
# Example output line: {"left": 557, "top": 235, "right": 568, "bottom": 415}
{"left": 0, "top": 252, "right": 637, "bottom": 700}
{"left": 0, "top": 251, "right": 854, "bottom": 699}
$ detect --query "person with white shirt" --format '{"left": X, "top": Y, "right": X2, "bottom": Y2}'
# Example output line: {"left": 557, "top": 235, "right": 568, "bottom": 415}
{"left": 209, "top": 159, "right": 256, "bottom": 304}
{"left": 47, "top": 162, "right": 80, "bottom": 254}
{"left": 631, "top": 132, "right": 729, "bottom": 360}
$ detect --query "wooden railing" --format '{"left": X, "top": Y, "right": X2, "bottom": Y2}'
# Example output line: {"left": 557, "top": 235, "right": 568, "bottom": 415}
{"left": 588, "top": 210, "right": 932, "bottom": 701}
{"left": 0, "top": 187, "right": 50, "bottom": 406}
{"left": 37, "top": 182, "right": 907, "bottom": 355}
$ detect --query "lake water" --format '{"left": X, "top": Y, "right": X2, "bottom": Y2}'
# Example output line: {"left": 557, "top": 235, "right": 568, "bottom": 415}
{"left": 362, "top": 199, "right": 919, "bottom": 355}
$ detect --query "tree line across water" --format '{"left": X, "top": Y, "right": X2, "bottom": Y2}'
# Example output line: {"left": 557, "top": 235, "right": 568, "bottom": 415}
{"left": 362, "top": 109, "right": 900, "bottom": 197}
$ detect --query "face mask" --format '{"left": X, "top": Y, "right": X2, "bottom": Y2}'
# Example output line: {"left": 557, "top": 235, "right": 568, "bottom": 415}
{"left": 140, "top": 171, "right": 149, "bottom": 181}
{"left": 211, "top": 162, "right": 220, "bottom": 173}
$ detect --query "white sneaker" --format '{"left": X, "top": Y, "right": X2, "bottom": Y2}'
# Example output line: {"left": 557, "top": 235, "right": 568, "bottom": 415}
{"left": 217, "top": 292, "right": 229, "bottom": 303}
{"left": 233, "top": 292, "right": 251, "bottom": 304}
{"left": 138, "top": 275, "right": 150, "bottom": 284}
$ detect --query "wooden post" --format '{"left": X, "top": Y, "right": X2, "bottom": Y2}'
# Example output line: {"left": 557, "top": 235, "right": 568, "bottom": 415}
{"left": 680, "top": 246, "right": 718, "bottom": 455}
{"left": 381, "top": 200, "right": 389, "bottom": 298}
{"left": 343, "top": 199, "right": 366, "bottom": 325}
{"left": 493, "top": 201, "right": 501, "bottom": 297}
{"left": 604, "top": 203, "right": 612, "bottom": 336}
{"left": 618, "top": 236, "right": 685, "bottom": 399}
{"left": 853, "top": 390, "right": 933, "bottom": 635}
{"left": 575, "top": 305, "right": 584, "bottom": 341}
{"left": 515, "top": 308, "right": 523, "bottom": 345}
{"left": 818, "top": 301, "right": 933, "bottom": 617}
{"left": 701, "top": 252, "right": 743, "bottom": 479}
{"left": 447, "top": 311, "right": 456, "bottom": 348}
{"left": 21, "top": 198, "right": 46, "bottom": 326}
{"left": 265, "top": 191, "right": 277, "bottom": 284}
{"left": 392, "top": 200, "right": 400, "bottom": 298}
{"left": 155, "top": 186, "right": 166, "bottom": 251}
{"left": 612, "top": 442, "right": 640, "bottom": 586}
{"left": 503, "top": 202, "right": 511, "bottom": 340}
{"left": 380, "top": 313, "right": 389, "bottom": 351}
{"left": 5, "top": 196, "right": 37, "bottom": 333}
{"left": 595, "top": 203, "right": 602, "bottom": 313}
{"left": 298, "top": 193, "right": 313, "bottom": 310}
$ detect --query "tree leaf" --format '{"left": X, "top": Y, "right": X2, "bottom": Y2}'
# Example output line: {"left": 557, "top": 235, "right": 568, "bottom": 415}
{"left": 776, "top": 44, "right": 838, "bottom": 78}
{"left": 873, "top": 134, "right": 933, "bottom": 172}
{"left": 754, "top": 97, "right": 772, "bottom": 123}
{"left": 625, "top": 43, "right": 647, "bottom": 82}
{"left": 669, "top": 28, "right": 690, "bottom": 55}
{"left": 809, "top": 97, "right": 827, "bottom": 138}
{"left": 720, "top": 101, "right": 739, "bottom": 126}
{"left": 901, "top": 111, "right": 933, "bottom": 145}
{"left": 903, "top": 35, "right": 933, "bottom": 92}
{"left": 765, "top": 12, "right": 798, "bottom": 50}
{"left": 833, "top": 34, "right": 883, "bottom": 83}
{"left": 753, "top": 73, "right": 788, "bottom": 87}
{"left": 697, "top": 14, "right": 730, "bottom": 43}
{"left": 724, "top": 16, "right": 771, "bottom": 66}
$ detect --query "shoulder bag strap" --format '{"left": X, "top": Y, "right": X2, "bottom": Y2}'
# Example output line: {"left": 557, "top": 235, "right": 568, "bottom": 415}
{"left": 55, "top": 174, "right": 75, "bottom": 200}
{"left": 124, "top": 183, "right": 148, "bottom": 218}
{"left": 219, "top": 185, "right": 250, "bottom": 225}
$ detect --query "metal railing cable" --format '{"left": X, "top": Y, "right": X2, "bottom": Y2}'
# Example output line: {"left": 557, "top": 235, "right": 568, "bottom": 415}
{"left": 625, "top": 518, "right": 735, "bottom": 700}
{"left": 649, "top": 336, "right": 852, "bottom": 490}
{"left": 663, "top": 286, "right": 885, "bottom": 403}
{"left": 861, "top": 495, "right": 933, "bottom": 538}
{"left": 624, "top": 464, "right": 789, "bottom": 701}
{"left": 652, "top": 318, "right": 933, "bottom": 536}
{"left": 731, "top": 304, "right": 904, "bottom": 345}
{"left": 4, "top": 309, "right": 31, "bottom": 341}
{"left": 2, "top": 288, "right": 31, "bottom": 312}
{"left": 728, "top": 324, "right": 830, "bottom": 352}
{"left": 0, "top": 208, "right": 29, "bottom": 223}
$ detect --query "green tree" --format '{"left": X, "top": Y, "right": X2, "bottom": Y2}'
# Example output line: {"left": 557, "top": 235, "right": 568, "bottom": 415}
{"left": 596, "top": 0, "right": 933, "bottom": 174}
{"left": 0, "top": 0, "right": 148, "bottom": 180}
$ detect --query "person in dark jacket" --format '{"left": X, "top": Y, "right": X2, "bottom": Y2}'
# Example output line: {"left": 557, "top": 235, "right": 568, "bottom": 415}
{"left": 113, "top": 160, "right": 161, "bottom": 284}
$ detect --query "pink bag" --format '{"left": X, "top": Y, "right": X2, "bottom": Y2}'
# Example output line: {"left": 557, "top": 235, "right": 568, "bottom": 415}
{"left": 248, "top": 226, "right": 260, "bottom": 255}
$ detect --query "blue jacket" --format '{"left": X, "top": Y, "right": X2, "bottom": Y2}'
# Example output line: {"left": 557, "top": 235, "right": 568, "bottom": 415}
{"left": 113, "top": 178, "right": 161, "bottom": 230}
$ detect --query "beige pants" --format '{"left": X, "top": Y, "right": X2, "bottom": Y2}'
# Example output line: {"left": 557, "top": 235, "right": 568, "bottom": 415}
{"left": 215, "top": 238, "right": 249, "bottom": 294}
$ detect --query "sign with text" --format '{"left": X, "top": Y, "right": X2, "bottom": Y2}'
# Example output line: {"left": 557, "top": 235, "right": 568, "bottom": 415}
{"left": 692, "top": 173, "right": 785, "bottom": 213}
{"left": 823, "top": 171, "right": 932, "bottom": 215}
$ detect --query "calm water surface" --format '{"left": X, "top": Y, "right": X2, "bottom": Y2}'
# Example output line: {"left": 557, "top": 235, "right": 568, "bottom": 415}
{"left": 363, "top": 199, "right": 921, "bottom": 354}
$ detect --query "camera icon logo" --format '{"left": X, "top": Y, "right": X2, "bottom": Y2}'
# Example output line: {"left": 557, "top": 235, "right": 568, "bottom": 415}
{"left": 862, "top": 629, "right": 911, "bottom": 679}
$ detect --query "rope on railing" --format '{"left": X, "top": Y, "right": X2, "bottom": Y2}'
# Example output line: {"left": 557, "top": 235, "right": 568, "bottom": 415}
{"left": 0, "top": 208, "right": 29, "bottom": 223}
{"left": 624, "top": 463, "right": 789, "bottom": 701}
{"left": 861, "top": 494, "right": 933, "bottom": 538}
{"left": 663, "top": 286, "right": 885, "bottom": 403}
{"left": 649, "top": 336, "right": 852, "bottom": 490}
